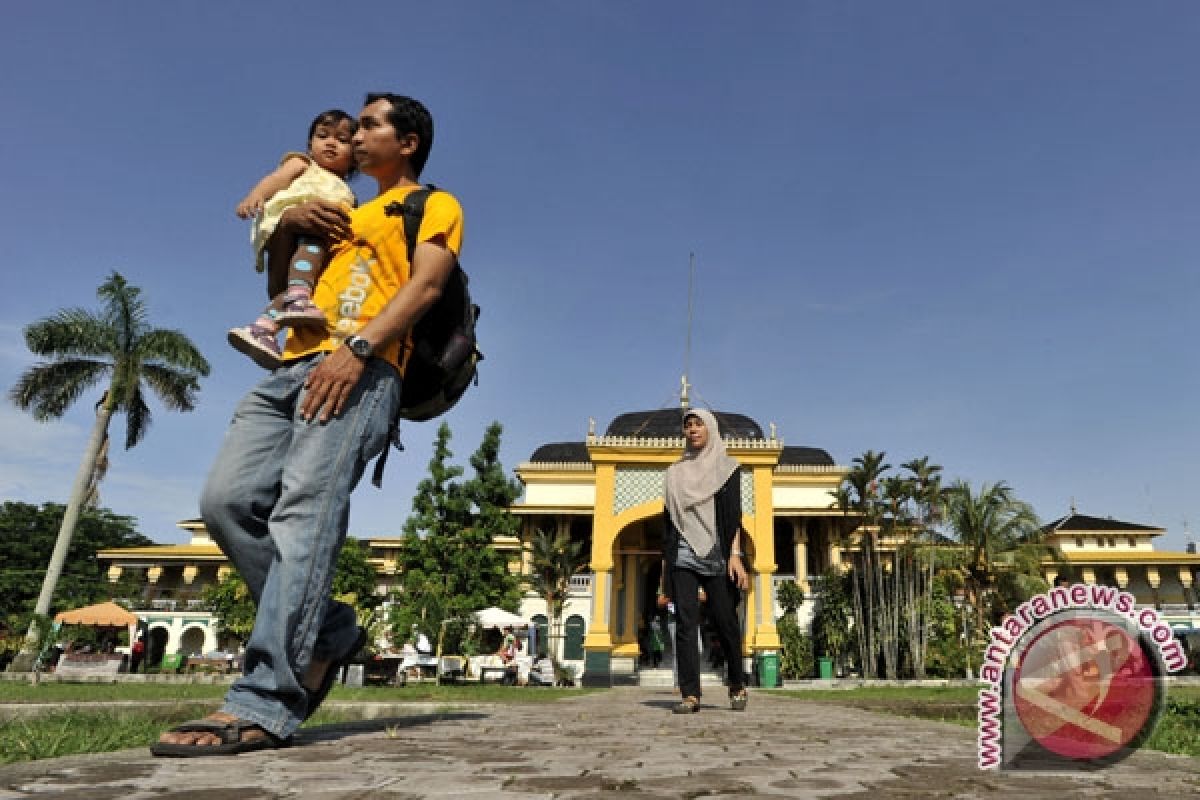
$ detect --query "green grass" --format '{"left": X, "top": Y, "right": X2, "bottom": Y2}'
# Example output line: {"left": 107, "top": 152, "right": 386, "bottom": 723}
{"left": 0, "top": 682, "right": 229, "bottom": 703}
{"left": 777, "top": 685, "right": 1200, "bottom": 758}
{"left": 0, "top": 682, "right": 593, "bottom": 764}
{"left": 0, "top": 704, "right": 214, "bottom": 764}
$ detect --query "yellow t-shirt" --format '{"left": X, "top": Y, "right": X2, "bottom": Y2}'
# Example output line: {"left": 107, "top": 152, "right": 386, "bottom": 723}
{"left": 282, "top": 184, "right": 464, "bottom": 373}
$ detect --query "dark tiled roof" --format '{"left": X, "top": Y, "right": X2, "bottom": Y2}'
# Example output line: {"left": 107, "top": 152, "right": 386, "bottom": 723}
{"left": 779, "top": 446, "right": 835, "bottom": 466}
{"left": 1042, "top": 513, "right": 1163, "bottom": 534}
{"left": 527, "top": 437, "right": 835, "bottom": 468}
{"left": 529, "top": 442, "right": 590, "bottom": 463}
{"left": 605, "top": 409, "right": 764, "bottom": 439}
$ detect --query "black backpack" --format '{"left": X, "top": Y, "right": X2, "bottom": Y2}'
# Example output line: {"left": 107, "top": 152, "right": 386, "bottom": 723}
{"left": 371, "top": 185, "right": 481, "bottom": 486}
{"left": 388, "top": 186, "right": 481, "bottom": 421}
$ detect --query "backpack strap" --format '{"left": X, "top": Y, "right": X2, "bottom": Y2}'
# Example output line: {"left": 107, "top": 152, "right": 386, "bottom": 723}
{"left": 371, "top": 184, "right": 437, "bottom": 488}
{"left": 399, "top": 184, "right": 437, "bottom": 263}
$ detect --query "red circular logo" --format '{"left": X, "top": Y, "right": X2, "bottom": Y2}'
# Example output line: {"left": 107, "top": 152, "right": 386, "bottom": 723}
{"left": 1013, "top": 616, "right": 1159, "bottom": 760}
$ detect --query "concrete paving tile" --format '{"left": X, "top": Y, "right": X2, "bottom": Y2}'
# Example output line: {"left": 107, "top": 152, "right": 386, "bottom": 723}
{"left": 0, "top": 688, "right": 1197, "bottom": 798}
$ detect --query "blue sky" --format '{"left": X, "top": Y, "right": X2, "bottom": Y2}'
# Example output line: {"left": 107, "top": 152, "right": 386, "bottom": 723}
{"left": 1, "top": 2, "right": 1196, "bottom": 550}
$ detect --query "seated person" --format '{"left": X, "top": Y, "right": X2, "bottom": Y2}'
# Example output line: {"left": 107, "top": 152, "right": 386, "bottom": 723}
{"left": 399, "top": 639, "right": 420, "bottom": 677}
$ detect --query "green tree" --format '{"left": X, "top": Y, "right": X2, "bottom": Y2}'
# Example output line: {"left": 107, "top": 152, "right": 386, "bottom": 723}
{"left": 332, "top": 537, "right": 380, "bottom": 611}
{"left": 203, "top": 537, "right": 382, "bottom": 647}
{"left": 463, "top": 421, "right": 523, "bottom": 544}
{"left": 202, "top": 571, "right": 257, "bottom": 644}
{"left": 8, "top": 272, "right": 210, "bottom": 633}
{"left": 391, "top": 423, "right": 520, "bottom": 654}
{"left": 776, "top": 579, "right": 811, "bottom": 679}
{"left": 832, "top": 449, "right": 892, "bottom": 678}
{"left": 0, "top": 501, "right": 153, "bottom": 618}
{"left": 811, "top": 567, "right": 852, "bottom": 676}
{"left": 527, "top": 527, "right": 587, "bottom": 659}
{"left": 941, "top": 480, "right": 1043, "bottom": 632}
{"left": 897, "top": 456, "right": 943, "bottom": 679}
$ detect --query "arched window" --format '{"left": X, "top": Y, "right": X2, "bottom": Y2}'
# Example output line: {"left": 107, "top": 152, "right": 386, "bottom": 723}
{"left": 563, "top": 614, "right": 586, "bottom": 660}
{"left": 531, "top": 614, "right": 549, "bottom": 658}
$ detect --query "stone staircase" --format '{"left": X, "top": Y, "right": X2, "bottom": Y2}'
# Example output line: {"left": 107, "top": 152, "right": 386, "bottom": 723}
{"left": 637, "top": 667, "right": 727, "bottom": 688}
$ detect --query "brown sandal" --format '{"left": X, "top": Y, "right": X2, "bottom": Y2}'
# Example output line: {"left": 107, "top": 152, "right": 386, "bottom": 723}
{"left": 730, "top": 688, "right": 748, "bottom": 711}
{"left": 673, "top": 695, "right": 700, "bottom": 714}
{"left": 150, "top": 717, "right": 289, "bottom": 757}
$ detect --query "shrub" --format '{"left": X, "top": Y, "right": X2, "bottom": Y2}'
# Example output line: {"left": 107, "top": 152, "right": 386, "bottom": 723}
{"left": 778, "top": 613, "right": 814, "bottom": 679}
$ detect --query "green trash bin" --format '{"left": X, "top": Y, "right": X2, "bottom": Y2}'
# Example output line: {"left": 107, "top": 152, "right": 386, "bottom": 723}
{"left": 818, "top": 656, "right": 834, "bottom": 679}
{"left": 758, "top": 651, "right": 779, "bottom": 688}
{"left": 161, "top": 653, "right": 184, "bottom": 672}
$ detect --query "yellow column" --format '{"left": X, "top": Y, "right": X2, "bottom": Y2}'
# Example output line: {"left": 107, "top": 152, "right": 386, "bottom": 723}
{"left": 793, "top": 519, "right": 809, "bottom": 593}
{"left": 1146, "top": 567, "right": 1162, "bottom": 608}
{"left": 182, "top": 565, "right": 198, "bottom": 585}
{"left": 1115, "top": 568, "right": 1129, "bottom": 589}
{"left": 750, "top": 464, "right": 780, "bottom": 651}
{"left": 827, "top": 518, "right": 844, "bottom": 571}
{"left": 147, "top": 566, "right": 162, "bottom": 584}
{"left": 106, "top": 565, "right": 123, "bottom": 584}
{"left": 1146, "top": 567, "right": 1161, "bottom": 590}
{"left": 584, "top": 464, "right": 616, "bottom": 650}
{"left": 519, "top": 518, "right": 533, "bottom": 577}
{"left": 614, "top": 552, "right": 641, "bottom": 655}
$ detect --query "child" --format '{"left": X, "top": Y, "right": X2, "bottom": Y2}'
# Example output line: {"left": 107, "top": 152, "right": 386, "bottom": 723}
{"left": 228, "top": 109, "right": 358, "bottom": 368}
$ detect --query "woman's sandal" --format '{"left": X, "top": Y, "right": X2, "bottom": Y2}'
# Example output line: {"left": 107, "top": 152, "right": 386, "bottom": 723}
{"left": 672, "top": 695, "right": 701, "bottom": 714}
{"left": 150, "top": 717, "right": 289, "bottom": 757}
{"left": 730, "top": 688, "right": 749, "bottom": 711}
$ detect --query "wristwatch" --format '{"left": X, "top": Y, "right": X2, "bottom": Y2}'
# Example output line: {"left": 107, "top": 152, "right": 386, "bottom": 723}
{"left": 344, "top": 334, "right": 374, "bottom": 359}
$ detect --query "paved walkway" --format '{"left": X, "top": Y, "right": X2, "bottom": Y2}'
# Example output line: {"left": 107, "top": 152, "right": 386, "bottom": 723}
{"left": 1, "top": 688, "right": 1197, "bottom": 798}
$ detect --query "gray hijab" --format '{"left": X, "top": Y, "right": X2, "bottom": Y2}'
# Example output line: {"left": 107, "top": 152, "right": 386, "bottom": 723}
{"left": 664, "top": 408, "right": 738, "bottom": 559}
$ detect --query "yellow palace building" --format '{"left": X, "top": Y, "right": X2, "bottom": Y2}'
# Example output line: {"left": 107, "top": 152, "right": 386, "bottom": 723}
{"left": 506, "top": 407, "right": 845, "bottom": 683}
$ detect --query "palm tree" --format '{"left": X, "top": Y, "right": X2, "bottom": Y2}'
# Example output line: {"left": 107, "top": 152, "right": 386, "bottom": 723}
{"left": 899, "top": 456, "right": 943, "bottom": 679}
{"left": 9, "top": 271, "right": 210, "bottom": 634}
{"left": 941, "top": 480, "right": 1041, "bottom": 632}
{"left": 831, "top": 450, "right": 891, "bottom": 678}
{"left": 527, "top": 527, "right": 587, "bottom": 661}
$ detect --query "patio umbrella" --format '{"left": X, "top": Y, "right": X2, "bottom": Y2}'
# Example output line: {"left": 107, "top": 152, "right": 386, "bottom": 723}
{"left": 55, "top": 601, "right": 139, "bottom": 627}
{"left": 473, "top": 606, "right": 526, "bottom": 629}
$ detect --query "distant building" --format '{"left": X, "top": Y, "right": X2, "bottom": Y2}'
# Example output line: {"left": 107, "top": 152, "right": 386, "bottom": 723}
{"left": 1039, "top": 512, "right": 1200, "bottom": 636}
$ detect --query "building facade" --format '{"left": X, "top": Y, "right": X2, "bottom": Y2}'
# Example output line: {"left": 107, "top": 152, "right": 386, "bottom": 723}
{"left": 97, "top": 408, "right": 1200, "bottom": 678}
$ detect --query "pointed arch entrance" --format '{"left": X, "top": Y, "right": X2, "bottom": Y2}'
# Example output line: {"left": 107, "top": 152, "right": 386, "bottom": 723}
{"left": 608, "top": 507, "right": 667, "bottom": 660}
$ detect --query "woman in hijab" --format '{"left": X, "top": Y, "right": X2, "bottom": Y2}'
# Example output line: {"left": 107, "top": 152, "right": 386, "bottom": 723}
{"left": 660, "top": 408, "right": 750, "bottom": 713}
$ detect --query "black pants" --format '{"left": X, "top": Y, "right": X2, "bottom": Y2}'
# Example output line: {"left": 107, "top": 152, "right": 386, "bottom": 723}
{"left": 671, "top": 567, "right": 745, "bottom": 698}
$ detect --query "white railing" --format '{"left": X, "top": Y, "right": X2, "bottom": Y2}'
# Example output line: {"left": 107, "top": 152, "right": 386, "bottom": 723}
{"left": 588, "top": 435, "right": 782, "bottom": 449}
{"left": 517, "top": 462, "right": 594, "bottom": 472}
{"left": 151, "top": 598, "right": 177, "bottom": 611}
{"left": 569, "top": 573, "right": 594, "bottom": 593}
{"left": 772, "top": 574, "right": 797, "bottom": 592}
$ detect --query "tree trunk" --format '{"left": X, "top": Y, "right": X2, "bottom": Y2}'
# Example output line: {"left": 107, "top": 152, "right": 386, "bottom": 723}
{"left": 24, "top": 401, "right": 114, "bottom": 645}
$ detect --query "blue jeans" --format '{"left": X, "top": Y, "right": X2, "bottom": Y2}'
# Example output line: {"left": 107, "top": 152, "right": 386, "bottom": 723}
{"left": 200, "top": 354, "right": 400, "bottom": 738}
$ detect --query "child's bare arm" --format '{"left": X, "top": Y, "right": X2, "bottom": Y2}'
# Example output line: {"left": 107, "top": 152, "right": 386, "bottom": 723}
{"left": 236, "top": 155, "right": 311, "bottom": 219}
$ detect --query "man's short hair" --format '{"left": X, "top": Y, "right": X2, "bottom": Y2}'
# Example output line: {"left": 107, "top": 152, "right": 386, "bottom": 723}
{"left": 366, "top": 92, "right": 434, "bottom": 177}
